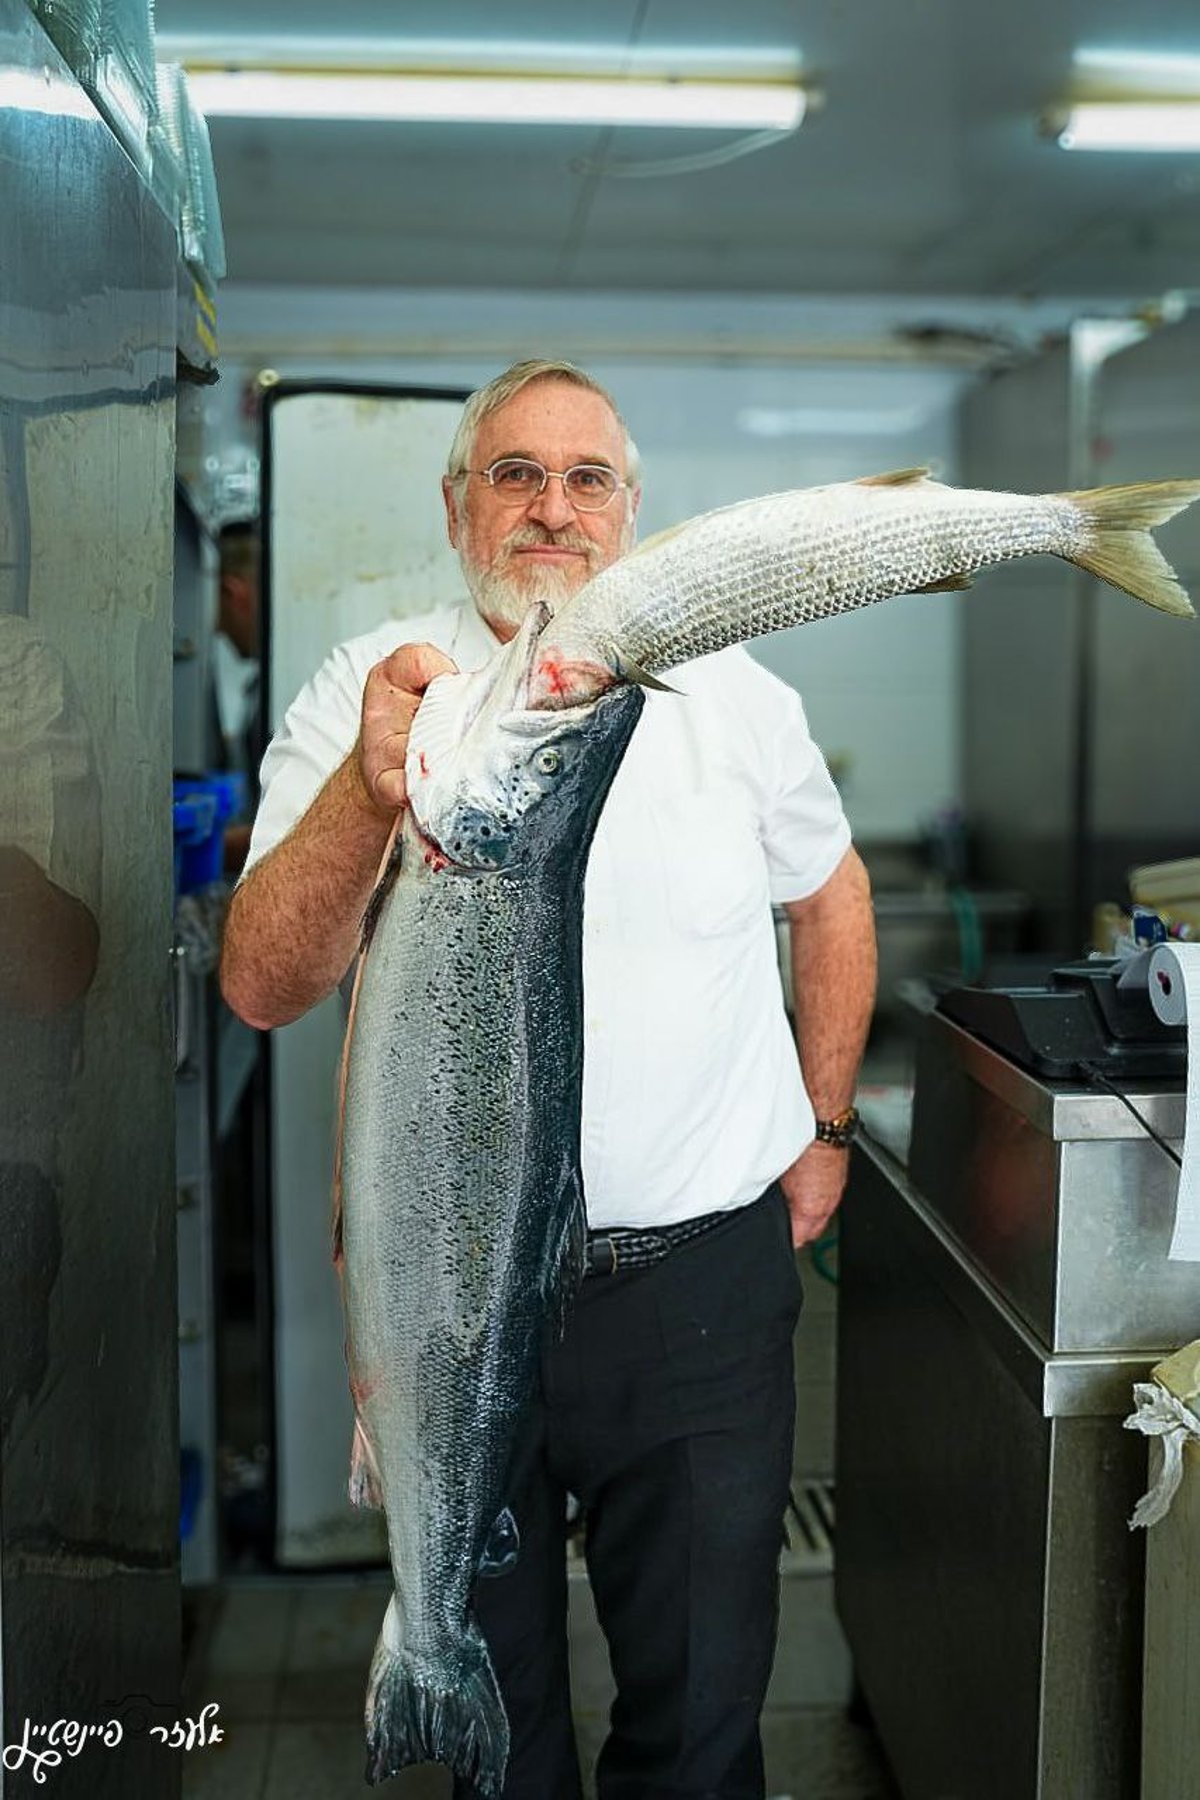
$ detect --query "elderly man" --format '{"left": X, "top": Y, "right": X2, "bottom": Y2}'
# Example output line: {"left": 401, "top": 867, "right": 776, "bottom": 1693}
{"left": 221, "top": 359, "right": 876, "bottom": 1800}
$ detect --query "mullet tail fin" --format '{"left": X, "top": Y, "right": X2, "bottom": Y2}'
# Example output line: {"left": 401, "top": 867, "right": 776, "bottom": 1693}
{"left": 1063, "top": 479, "right": 1200, "bottom": 618}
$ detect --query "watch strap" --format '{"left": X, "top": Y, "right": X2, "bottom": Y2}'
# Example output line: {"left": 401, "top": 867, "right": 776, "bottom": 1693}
{"left": 813, "top": 1105, "right": 860, "bottom": 1149}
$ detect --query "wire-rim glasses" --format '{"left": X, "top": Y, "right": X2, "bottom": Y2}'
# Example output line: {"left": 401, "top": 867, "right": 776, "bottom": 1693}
{"left": 469, "top": 457, "right": 628, "bottom": 512}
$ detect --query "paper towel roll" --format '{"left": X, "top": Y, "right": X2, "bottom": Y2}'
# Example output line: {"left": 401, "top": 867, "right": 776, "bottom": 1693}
{"left": 1148, "top": 942, "right": 1200, "bottom": 1261}
{"left": 1149, "top": 942, "right": 1193, "bottom": 1028}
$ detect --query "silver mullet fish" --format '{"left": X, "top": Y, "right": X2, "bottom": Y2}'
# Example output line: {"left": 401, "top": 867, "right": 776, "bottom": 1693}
{"left": 337, "top": 467, "right": 1198, "bottom": 1793}
{"left": 525, "top": 467, "right": 1198, "bottom": 706}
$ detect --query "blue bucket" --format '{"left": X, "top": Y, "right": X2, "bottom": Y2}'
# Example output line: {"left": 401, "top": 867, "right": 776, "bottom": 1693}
{"left": 172, "top": 791, "right": 217, "bottom": 894}
{"left": 174, "top": 773, "right": 248, "bottom": 889}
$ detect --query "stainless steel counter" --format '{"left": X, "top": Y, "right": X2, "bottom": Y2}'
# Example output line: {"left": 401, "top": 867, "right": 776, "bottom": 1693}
{"left": 910, "top": 1013, "right": 1191, "bottom": 1353}
{"left": 835, "top": 1013, "right": 1198, "bottom": 1800}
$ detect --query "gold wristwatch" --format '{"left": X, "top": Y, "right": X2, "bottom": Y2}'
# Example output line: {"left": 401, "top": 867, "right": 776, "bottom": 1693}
{"left": 813, "top": 1106, "right": 860, "bottom": 1149}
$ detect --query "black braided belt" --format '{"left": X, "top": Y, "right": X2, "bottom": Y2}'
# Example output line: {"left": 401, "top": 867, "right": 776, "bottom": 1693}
{"left": 583, "top": 1208, "right": 733, "bottom": 1278}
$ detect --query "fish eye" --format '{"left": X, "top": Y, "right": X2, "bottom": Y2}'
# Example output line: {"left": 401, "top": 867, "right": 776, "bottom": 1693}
{"left": 535, "top": 747, "right": 562, "bottom": 776}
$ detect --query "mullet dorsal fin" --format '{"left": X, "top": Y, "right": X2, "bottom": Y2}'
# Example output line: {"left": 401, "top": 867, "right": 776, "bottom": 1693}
{"left": 856, "top": 466, "right": 932, "bottom": 488}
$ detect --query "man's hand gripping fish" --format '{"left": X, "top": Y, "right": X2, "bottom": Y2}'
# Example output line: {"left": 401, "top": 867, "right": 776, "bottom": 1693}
{"left": 336, "top": 468, "right": 1197, "bottom": 1794}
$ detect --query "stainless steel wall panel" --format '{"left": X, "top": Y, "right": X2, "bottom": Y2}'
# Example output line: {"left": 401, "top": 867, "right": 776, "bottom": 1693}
{"left": 962, "top": 319, "right": 1200, "bottom": 948}
{"left": 1088, "top": 319, "right": 1200, "bottom": 855}
{"left": 959, "top": 346, "right": 1076, "bottom": 949}
{"left": 0, "top": 3, "right": 179, "bottom": 1789}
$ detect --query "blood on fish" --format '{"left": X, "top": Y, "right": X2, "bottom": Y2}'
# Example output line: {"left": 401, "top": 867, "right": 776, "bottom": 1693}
{"left": 529, "top": 655, "right": 614, "bottom": 710}
{"left": 418, "top": 751, "right": 429, "bottom": 778}
{"left": 533, "top": 654, "right": 568, "bottom": 699}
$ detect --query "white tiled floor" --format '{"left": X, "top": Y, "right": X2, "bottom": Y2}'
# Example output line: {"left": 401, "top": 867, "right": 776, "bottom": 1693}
{"left": 181, "top": 1570, "right": 897, "bottom": 1800}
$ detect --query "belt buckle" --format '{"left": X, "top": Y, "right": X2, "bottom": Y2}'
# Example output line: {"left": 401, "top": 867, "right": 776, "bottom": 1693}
{"left": 588, "top": 1236, "right": 618, "bottom": 1278}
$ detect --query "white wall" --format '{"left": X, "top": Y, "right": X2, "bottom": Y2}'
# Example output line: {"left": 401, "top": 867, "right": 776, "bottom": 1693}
{"left": 202, "top": 284, "right": 994, "bottom": 838}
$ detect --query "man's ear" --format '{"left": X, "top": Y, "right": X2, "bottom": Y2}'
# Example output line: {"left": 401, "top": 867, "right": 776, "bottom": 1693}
{"left": 442, "top": 476, "right": 461, "bottom": 550}
{"left": 623, "top": 483, "right": 643, "bottom": 549}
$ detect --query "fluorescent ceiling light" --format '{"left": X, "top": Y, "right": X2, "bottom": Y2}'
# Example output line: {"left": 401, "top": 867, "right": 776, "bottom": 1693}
{"left": 1050, "top": 45, "right": 1200, "bottom": 149}
{"left": 185, "top": 68, "right": 805, "bottom": 130}
{"left": 158, "top": 36, "right": 802, "bottom": 81}
{"left": 1073, "top": 47, "right": 1200, "bottom": 90}
{"left": 1052, "top": 101, "right": 1200, "bottom": 151}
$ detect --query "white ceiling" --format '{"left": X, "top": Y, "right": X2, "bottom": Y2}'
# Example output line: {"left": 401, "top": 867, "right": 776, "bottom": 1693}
{"left": 153, "top": 0, "right": 1200, "bottom": 298}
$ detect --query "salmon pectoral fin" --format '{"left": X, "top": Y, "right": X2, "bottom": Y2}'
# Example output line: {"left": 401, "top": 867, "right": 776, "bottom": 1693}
{"left": 478, "top": 1506, "right": 520, "bottom": 1579}
{"left": 366, "top": 1611, "right": 509, "bottom": 1793}
{"left": 348, "top": 1417, "right": 385, "bottom": 1510}
{"left": 1063, "top": 479, "right": 1200, "bottom": 618}
{"left": 359, "top": 831, "right": 405, "bottom": 956}
{"left": 541, "top": 1168, "right": 589, "bottom": 1340}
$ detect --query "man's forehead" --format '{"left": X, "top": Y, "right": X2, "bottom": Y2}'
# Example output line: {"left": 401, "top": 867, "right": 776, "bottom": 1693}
{"left": 475, "top": 381, "right": 625, "bottom": 462}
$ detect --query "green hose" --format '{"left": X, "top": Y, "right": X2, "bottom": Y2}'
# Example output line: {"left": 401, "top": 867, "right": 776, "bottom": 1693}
{"left": 948, "top": 884, "right": 984, "bottom": 982}
{"left": 809, "top": 1225, "right": 839, "bottom": 1286}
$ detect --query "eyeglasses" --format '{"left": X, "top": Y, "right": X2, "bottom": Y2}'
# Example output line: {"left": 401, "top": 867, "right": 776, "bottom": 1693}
{"left": 468, "top": 457, "right": 629, "bottom": 513}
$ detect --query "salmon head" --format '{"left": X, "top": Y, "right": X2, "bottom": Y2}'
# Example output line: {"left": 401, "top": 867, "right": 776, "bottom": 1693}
{"left": 406, "top": 604, "right": 643, "bottom": 874}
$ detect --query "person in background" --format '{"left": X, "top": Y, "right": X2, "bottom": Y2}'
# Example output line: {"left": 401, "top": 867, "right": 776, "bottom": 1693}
{"left": 220, "top": 360, "right": 877, "bottom": 1800}
{"left": 211, "top": 521, "right": 262, "bottom": 875}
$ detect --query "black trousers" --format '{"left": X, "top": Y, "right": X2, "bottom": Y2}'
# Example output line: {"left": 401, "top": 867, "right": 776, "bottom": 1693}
{"left": 455, "top": 1183, "right": 802, "bottom": 1800}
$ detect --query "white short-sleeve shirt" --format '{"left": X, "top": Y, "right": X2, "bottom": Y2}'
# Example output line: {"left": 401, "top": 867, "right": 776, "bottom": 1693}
{"left": 247, "top": 601, "right": 851, "bottom": 1229}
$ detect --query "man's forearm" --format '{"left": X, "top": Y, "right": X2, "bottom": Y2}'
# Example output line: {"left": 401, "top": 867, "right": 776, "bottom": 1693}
{"left": 220, "top": 754, "right": 394, "bottom": 1030}
{"left": 221, "top": 639, "right": 459, "bottom": 1031}
{"left": 778, "top": 848, "right": 876, "bottom": 1247}
{"left": 785, "top": 847, "right": 877, "bottom": 1118}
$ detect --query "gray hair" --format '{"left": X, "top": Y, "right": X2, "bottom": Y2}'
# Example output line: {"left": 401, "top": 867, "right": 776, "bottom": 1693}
{"left": 445, "top": 358, "right": 642, "bottom": 487}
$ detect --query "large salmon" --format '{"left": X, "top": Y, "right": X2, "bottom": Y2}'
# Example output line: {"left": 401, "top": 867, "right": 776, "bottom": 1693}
{"left": 340, "top": 468, "right": 1199, "bottom": 1792}
{"left": 336, "top": 603, "right": 643, "bottom": 1794}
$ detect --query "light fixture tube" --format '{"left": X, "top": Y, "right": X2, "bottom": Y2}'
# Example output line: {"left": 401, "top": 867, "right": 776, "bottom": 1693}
{"left": 1073, "top": 47, "right": 1200, "bottom": 89}
{"left": 1053, "top": 101, "right": 1200, "bottom": 151}
{"left": 184, "top": 69, "right": 805, "bottom": 132}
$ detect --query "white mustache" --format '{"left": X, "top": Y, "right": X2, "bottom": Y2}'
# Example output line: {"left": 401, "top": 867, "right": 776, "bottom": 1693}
{"left": 496, "top": 524, "right": 600, "bottom": 564}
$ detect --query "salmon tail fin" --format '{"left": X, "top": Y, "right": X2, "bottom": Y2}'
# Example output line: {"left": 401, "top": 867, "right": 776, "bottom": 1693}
{"left": 1062, "top": 480, "right": 1200, "bottom": 617}
{"left": 365, "top": 1610, "right": 509, "bottom": 1796}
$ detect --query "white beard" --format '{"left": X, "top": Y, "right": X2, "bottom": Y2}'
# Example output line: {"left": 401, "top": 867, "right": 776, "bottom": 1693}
{"left": 459, "top": 524, "right": 604, "bottom": 637}
{"left": 464, "top": 559, "right": 584, "bottom": 636}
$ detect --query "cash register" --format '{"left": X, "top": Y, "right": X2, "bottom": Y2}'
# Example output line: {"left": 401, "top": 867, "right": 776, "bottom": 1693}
{"left": 935, "top": 955, "right": 1186, "bottom": 1081}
